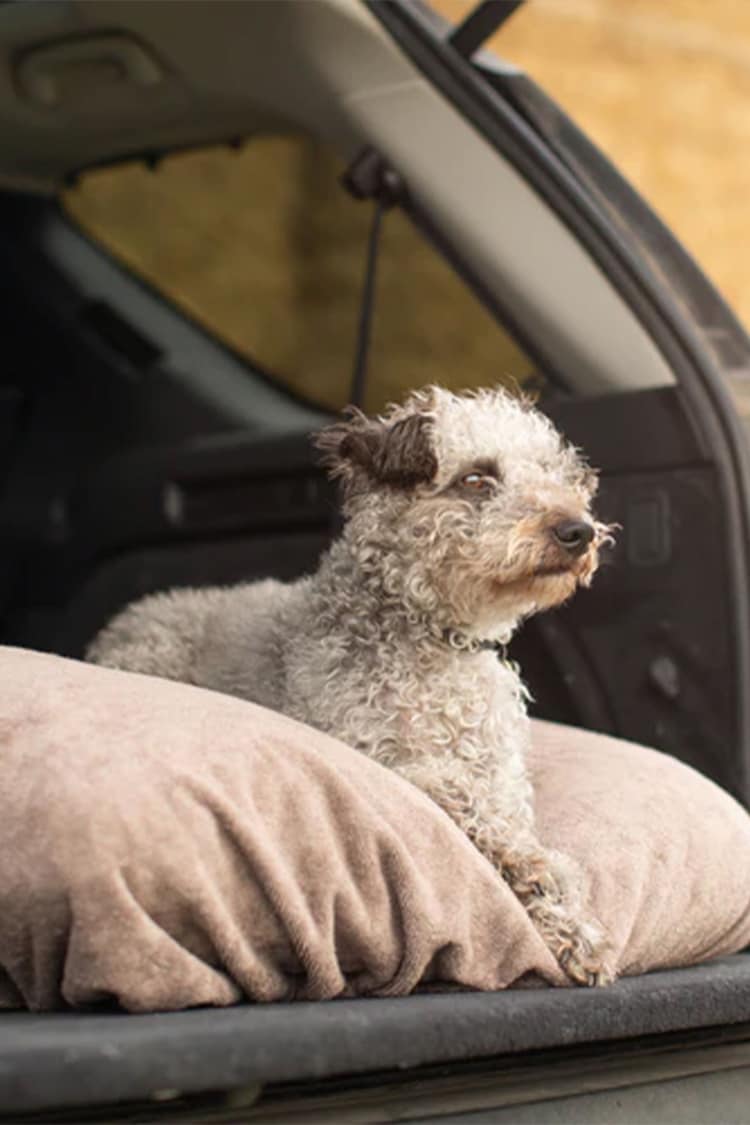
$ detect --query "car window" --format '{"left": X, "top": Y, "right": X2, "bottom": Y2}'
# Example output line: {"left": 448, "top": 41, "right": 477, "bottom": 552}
{"left": 62, "top": 135, "right": 539, "bottom": 415}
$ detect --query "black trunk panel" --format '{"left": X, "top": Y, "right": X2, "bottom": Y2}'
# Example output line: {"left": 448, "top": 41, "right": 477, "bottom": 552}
{"left": 2, "top": 957, "right": 750, "bottom": 1118}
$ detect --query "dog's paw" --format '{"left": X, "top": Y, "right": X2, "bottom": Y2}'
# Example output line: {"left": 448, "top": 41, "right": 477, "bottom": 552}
{"left": 558, "top": 942, "right": 614, "bottom": 987}
{"left": 525, "top": 894, "right": 614, "bottom": 987}
{"left": 555, "top": 919, "right": 615, "bottom": 987}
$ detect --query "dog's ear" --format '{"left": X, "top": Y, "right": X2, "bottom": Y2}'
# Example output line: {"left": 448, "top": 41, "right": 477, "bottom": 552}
{"left": 312, "top": 407, "right": 377, "bottom": 483}
{"left": 313, "top": 408, "right": 437, "bottom": 495}
{"left": 370, "top": 412, "right": 437, "bottom": 488}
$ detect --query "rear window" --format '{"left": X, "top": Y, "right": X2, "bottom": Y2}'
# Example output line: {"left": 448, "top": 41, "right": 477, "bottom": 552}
{"left": 63, "top": 135, "right": 539, "bottom": 414}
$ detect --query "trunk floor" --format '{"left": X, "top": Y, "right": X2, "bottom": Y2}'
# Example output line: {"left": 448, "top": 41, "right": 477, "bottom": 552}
{"left": 1, "top": 955, "right": 750, "bottom": 1115}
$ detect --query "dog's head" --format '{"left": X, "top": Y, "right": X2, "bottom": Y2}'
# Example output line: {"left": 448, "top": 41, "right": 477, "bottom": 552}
{"left": 315, "top": 386, "right": 612, "bottom": 639}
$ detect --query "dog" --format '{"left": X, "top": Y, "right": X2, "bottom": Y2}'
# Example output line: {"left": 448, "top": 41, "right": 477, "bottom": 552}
{"left": 88, "top": 385, "right": 614, "bottom": 985}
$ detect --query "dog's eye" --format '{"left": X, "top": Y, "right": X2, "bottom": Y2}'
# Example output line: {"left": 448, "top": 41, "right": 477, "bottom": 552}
{"left": 460, "top": 472, "right": 493, "bottom": 491}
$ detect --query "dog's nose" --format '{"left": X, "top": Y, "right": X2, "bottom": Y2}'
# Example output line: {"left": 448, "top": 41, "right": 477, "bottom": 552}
{"left": 552, "top": 519, "right": 595, "bottom": 556}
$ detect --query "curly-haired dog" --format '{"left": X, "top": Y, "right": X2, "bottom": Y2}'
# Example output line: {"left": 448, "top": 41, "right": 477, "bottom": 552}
{"left": 88, "top": 386, "right": 614, "bottom": 985}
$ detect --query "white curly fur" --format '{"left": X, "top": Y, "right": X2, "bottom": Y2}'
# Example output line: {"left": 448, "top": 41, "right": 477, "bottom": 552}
{"left": 88, "top": 385, "right": 615, "bottom": 986}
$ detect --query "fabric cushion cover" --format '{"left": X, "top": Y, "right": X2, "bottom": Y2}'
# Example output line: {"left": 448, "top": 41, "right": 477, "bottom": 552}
{"left": 1, "top": 646, "right": 748, "bottom": 1012}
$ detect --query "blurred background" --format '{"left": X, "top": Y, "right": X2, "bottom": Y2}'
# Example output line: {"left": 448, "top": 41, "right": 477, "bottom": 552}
{"left": 444, "top": 0, "right": 750, "bottom": 326}
{"left": 65, "top": 0, "right": 750, "bottom": 418}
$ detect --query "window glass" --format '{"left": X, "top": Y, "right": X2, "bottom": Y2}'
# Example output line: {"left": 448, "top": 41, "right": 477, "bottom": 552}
{"left": 63, "top": 136, "right": 538, "bottom": 415}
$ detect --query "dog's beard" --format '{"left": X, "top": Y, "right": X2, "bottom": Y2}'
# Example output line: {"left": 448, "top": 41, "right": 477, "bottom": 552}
{"left": 488, "top": 565, "right": 579, "bottom": 612}
{"left": 432, "top": 559, "right": 586, "bottom": 642}
{"left": 492, "top": 515, "right": 608, "bottom": 604}
{"left": 440, "top": 539, "right": 599, "bottom": 633}
{"left": 400, "top": 510, "right": 611, "bottom": 635}
{"left": 501, "top": 568, "right": 581, "bottom": 612}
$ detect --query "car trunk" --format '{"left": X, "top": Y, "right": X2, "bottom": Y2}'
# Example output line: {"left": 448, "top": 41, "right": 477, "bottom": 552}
{"left": 1, "top": 1, "right": 750, "bottom": 1120}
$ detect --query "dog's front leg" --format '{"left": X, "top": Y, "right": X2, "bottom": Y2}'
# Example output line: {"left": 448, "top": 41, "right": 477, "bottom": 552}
{"left": 392, "top": 757, "right": 613, "bottom": 986}
{"left": 496, "top": 844, "right": 614, "bottom": 987}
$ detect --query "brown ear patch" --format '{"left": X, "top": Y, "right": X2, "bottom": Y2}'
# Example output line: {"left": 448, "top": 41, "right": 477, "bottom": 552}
{"left": 370, "top": 413, "right": 437, "bottom": 488}
{"left": 313, "top": 409, "right": 437, "bottom": 493}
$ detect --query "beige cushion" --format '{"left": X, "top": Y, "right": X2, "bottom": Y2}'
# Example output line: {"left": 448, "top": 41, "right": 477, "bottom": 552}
{"left": 1, "top": 646, "right": 748, "bottom": 1012}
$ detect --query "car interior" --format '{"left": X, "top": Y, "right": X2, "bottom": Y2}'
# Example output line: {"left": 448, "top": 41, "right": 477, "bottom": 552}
{"left": 2, "top": 0, "right": 750, "bottom": 1119}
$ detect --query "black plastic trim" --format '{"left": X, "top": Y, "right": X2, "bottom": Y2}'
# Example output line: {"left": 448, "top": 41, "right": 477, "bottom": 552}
{"left": 2, "top": 958, "right": 750, "bottom": 1115}
{"left": 448, "top": 0, "right": 525, "bottom": 57}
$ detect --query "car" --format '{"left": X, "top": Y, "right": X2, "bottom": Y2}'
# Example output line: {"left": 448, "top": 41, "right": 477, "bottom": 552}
{"left": 1, "top": 0, "right": 750, "bottom": 1120}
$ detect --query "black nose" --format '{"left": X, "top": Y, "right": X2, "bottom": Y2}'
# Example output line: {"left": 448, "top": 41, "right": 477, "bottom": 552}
{"left": 552, "top": 519, "right": 595, "bottom": 556}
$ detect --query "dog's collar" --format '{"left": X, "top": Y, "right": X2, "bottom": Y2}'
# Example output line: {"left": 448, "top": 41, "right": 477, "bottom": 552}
{"left": 442, "top": 628, "right": 508, "bottom": 659}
